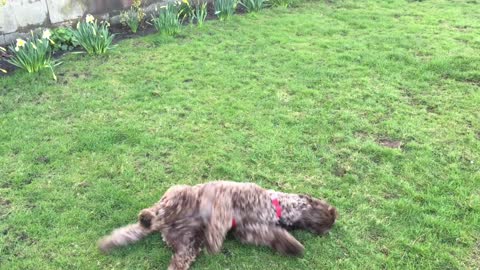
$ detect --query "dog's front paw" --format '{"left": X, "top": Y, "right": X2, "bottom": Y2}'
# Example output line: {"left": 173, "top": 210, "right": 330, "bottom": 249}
{"left": 271, "top": 231, "right": 304, "bottom": 256}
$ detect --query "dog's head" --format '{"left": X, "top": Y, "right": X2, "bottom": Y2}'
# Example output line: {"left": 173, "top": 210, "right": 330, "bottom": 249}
{"left": 298, "top": 195, "right": 337, "bottom": 235}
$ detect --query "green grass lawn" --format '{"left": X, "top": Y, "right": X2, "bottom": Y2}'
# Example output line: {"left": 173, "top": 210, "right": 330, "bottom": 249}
{"left": 1, "top": 0, "right": 479, "bottom": 269}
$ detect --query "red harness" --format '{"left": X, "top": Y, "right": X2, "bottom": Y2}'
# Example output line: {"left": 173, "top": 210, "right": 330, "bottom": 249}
{"left": 231, "top": 198, "right": 282, "bottom": 228}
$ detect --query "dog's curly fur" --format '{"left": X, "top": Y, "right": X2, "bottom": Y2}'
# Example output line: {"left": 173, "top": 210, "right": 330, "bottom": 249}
{"left": 98, "top": 181, "right": 337, "bottom": 270}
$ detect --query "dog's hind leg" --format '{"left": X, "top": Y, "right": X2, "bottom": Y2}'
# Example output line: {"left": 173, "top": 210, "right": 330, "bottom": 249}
{"left": 199, "top": 188, "right": 233, "bottom": 254}
{"left": 167, "top": 240, "right": 202, "bottom": 270}
{"left": 165, "top": 228, "right": 203, "bottom": 270}
{"left": 234, "top": 223, "right": 304, "bottom": 256}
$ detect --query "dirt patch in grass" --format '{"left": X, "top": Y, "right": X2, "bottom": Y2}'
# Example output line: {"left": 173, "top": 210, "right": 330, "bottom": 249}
{"left": 377, "top": 138, "right": 403, "bottom": 149}
{"left": 35, "top": 155, "right": 51, "bottom": 164}
{"left": 333, "top": 166, "right": 347, "bottom": 177}
{"left": 0, "top": 197, "right": 12, "bottom": 219}
{"left": 2, "top": 230, "right": 38, "bottom": 261}
{"left": 468, "top": 240, "right": 480, "bottom": 269}
{"left": 462, "top": 78, "right": 480, "bottom": 87}
{"left": 0, "top": 59, "right": 15, "bottom": 75}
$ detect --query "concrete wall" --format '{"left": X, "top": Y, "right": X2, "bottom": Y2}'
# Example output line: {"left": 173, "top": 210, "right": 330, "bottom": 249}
{"left": 0, "top": 0, "right": 163, "bottom": 45}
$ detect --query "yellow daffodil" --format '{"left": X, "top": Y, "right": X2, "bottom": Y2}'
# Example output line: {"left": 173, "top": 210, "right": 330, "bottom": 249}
{"left": 86, "top": 14, "right": 95, "bottom": 24}
{"left": 16, "top": 39, "right": 26, "bottom": 48}
{"left": 42, "top": 29, "right": 51, "bottom": 39}
{"left": 0, "top": 68, "right": 7, "bottom": 74}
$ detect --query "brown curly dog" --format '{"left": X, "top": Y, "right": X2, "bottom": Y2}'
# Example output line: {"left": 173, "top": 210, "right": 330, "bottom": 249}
{"left": 98, "top": 181, "right": 337, "bottom": 270}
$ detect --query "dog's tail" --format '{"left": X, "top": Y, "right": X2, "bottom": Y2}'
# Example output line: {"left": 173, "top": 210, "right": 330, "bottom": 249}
{"left": 98, "top": 209, "right": 157, "bottom": 253}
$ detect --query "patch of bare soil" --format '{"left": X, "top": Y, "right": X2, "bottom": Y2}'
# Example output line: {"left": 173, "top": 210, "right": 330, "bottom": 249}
{"left": 0, "top": 197, "right": 12, "bottom": 219}
{"left": 378, "top": 138, "right": 403, "bottom": 149}
{"left": 333, "top": 166, "right": 347, "bottom": 177}
{"left": 468, "top": 240, "right": 480, "bottom": 269}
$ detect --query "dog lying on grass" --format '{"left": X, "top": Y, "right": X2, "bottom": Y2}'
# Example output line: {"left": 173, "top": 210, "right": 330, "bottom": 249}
{"left": 98, "top": 181, "right": 337, "bottom": 270}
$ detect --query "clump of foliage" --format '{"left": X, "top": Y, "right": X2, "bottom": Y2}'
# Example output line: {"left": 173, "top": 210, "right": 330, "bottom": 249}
{"left": 214, "top": 0, "right": 237, "bottom": 21}
{"left": 240, "top": 0, "right": 265, "bottom": 12}
{"left": 0, "top": 46, "right": 7, "bottom": 74}
{"left": 269, "top": 0, "right": 297, "bottom": 7}
{"left": 194, "top": 1, "right": 208, "bottom": 26}
{"left": 5, "top": 30, "right": 60, "bottom": 80}
{"left": 179, "top": 0, "right": 208, "bottom": 26}
{"left": 151, "top": 3, "right": 181, "bottom": 36}
{"left": 179, "top": 0, "right": 196, "bottom": 24}
{"left": 71, "top": 14, "right": 115, "bottom": 55}
{"left": 120, "top": 0, "right": 145, "bottom": 33}
{"left": 50, "top": 27, "right": 76, "bottom": 52}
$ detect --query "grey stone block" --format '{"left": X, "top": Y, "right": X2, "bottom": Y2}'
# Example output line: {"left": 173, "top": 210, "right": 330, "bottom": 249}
{"left": 0, "top": 3, "right": 18, "bottom": 34}
{"left": 110, "top": 14, "right": 122, "bottom": 25}
{"left": 46, "top": 0, "right": 86, "bottom": 24}
{"left": 12, "top": 0, "right": 49, "bottom": 28}
{"left": 144, "top": 2, "right": 168, "bottom": 15}
{"left": 3, "top": 32, "right": 31, "bottom": 45}
{"left": 83, "top": 0, "right": 130, "bottom": 14}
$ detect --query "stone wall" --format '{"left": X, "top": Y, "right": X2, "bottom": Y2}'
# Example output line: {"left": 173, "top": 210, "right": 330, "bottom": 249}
{"left": 0, "top": 0, "right": 163, "bottom": 45}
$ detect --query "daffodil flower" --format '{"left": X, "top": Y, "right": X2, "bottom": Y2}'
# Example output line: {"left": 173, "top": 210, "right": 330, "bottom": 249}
{"left": 42, "top": 29, "right": 51, "bottom": 39}
{"left": 86, "top": 14, "right": 95, "bottom": 24}
{"left": 16, "top": 39, "right": 26, "bottom": 48}
{"left": 0, "top": 68, "right": 7, "bottom": 74}
{"left": 100, "top": 20, "right": 110, "bottom": 27}
{"left": 32, "top": 43, "right": 37, "bottom": 50}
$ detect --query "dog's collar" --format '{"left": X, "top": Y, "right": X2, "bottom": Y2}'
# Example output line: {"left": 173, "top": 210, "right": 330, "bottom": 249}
{"left": 231, "top": 194, "right": 282, "bottom": 228}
